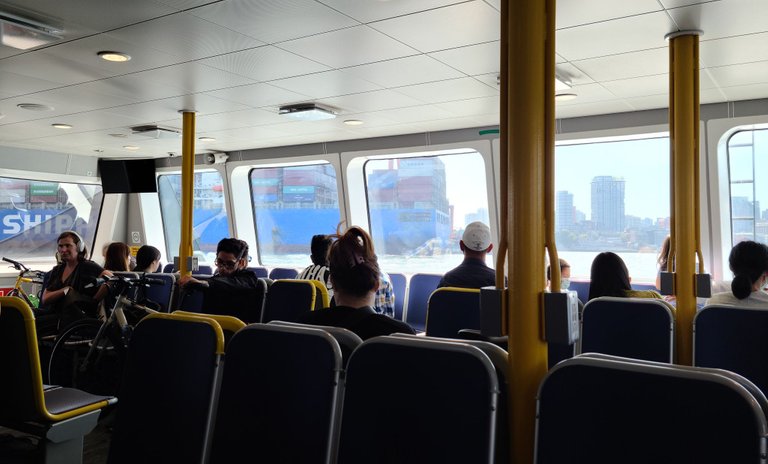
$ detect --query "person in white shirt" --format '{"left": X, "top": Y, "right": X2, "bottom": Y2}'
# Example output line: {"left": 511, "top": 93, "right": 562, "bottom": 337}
{"left": 297, "top": 234, "right": 334, "bottom": 299}
{"left": 706, "top": 240, "right": 768, "bottom": 308}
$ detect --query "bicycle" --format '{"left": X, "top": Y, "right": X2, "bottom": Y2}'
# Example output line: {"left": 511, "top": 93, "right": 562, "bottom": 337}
{"left": 46, "top": 274, "right": 163, "bottom": 396}
{"left": 2, "top": 256, "right": 46, "bottom": 309}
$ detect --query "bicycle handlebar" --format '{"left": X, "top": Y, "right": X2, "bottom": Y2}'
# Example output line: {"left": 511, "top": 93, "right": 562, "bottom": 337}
{"left": 2, "top": 256, "right": 27, "bottom": 272}
{"left": 85, "top": 275, "right": 166, "bottom": 289}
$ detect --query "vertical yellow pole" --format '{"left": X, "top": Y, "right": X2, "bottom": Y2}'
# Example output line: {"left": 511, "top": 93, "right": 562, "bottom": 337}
{"left": 505, "top": 0, "right": 550, "bottom": 461}
{"left": 179, "top": 111, "right": 196, "bottom": 277}
{"left": 668, "top": 31, "right": 701, "bottom": 366}
{"left": 544, "top": 0, "right": 559, "bottom": 294}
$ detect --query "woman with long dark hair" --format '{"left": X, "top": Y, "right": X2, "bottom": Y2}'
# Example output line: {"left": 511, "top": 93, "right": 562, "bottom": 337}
{"left": 104, "top": 242, "right": 131, "bottom": 272}
{"left": 588, "top": 252, "right": 662, "bottom": 301}
{"left": 707, "top": 241, "right": 768, "bottom": 307}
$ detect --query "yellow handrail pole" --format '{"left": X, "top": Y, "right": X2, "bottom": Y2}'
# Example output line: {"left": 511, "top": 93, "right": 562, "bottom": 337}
{"left": 496, "top": 0, "right": 509, "bottom": 293}
{"left": 506, "top": 0, "right": 550, "bottom": 461}
{"left": 179, "top": 110, "right": 196, "bottom": 277}
{"left": 668, "top": 31, "right": 701, "bottom": 365}
{"left": 544, "top": 0, "right": 559, "bottom": 294}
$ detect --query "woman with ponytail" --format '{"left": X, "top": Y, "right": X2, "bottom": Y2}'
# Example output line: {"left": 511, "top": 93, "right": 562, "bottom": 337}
{"left": 707, "top": 240, "right": 768, "bottom": 308}
{"left": 298, "top": 225, "right": 415, "bottom": 339}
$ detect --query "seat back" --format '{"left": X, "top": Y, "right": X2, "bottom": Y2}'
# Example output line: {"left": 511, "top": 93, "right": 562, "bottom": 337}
{"left": 269, "top": 267, "right": 299, "bottom": 280}
{"left": 694, "top": 305, "right": 768, "bottom": 396}
{"left": 107, "top": 313, "right": 224, "bottom": 464}
{"left": 261, "top": 279, "right": 317, "bottom": 323}
{"left": 569, "top": 280, "right": 590, "bottom": 305}
{"left": 425, "top": 287, "right": 481, "bottom": 338}
{"left": 247, "top": 266, "right": 269, "bottom": 278}
{"left": 210, "top": 323, "right": 344, "bottom": 464}
{"left": 175, "top": 276, "right": 210, "bottom": 312}
{"left": 404, "top": 273, "right": 442, "bottom": 332}
{"left": 201, "top": 277, "right": 269, "bottom": 323}
{"left": 580, "top": 297, "right": 674, "bottom": 362}
{"left": 268, "top": 320, "right": 363, "bottom": 366}
{"left": 162, "top": 263, "right": 175, "bottom": 273}
{"left": 337, "top": 336, "right": 499, "bottom": 464}
{"left": 389, "top": 272, "right": 407, "bottom": 320}
{"left": 535, "top": 354, "right": 768, "bottom": 463}
{"left": 173, "top": 310, "right": 246, "bottom": 348}
{"left": 142, "top": 272, "right": 176, "bottom": 312}
{"left": 305, "top": 279, "right": 330, "bottom": 309}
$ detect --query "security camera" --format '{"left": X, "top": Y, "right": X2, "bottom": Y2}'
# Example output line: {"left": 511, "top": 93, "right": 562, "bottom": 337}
{"left": 204, "top": 152, "right": 229, "bottom": 165}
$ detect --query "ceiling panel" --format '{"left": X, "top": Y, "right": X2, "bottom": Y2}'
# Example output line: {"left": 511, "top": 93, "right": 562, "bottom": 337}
{"left": 556, "top": 0, "right": 662, "bottom": 30}
{"left": 668, "top": 0, "right": 768, "bottom": 41}
{"left": 600, "top": 72, "right": 718, "bottom": 99}
{"left": 189, "top": 0, "right": 358, "bottom": 44}
{"left": 114, "top": 94, "right": 250, "bottom": 123}
{"left": 706, "top": 60, "right": 768, "bottom": 88}
{"left": 720, "top": 83, "right": 768, "bottom": 102}
{"left": 430, "top": 41, "right": 500, "bottom": 76}
{"left": 370, "top": 104, "right": 459, "bottom": 124}
{"left": 557, "top": 11, "right": 675, "bottom": 61}
{"left": 435, "top": 96, "right": 499, "bottom": 117}
{"left": 343, "top": 55, "right": 465, "bottom": 88}
{"left": 393, "top": 78, "right": 498, "bottom": 105}
{"left": 268, "top": 70, "right": 383, "bottom": 100}
{"left": 555, "top": 100, "right": 635, "bottom": 119}
{"left": 192, "top": 108, "right": 284, "bottom": 132}
{"left": 318, "top": 89, "right": 424, "bottom": 113}
{"left": 0, "top": 70, "right": 63, "bottom": 98}
{"left": 700, "top": 32, "right": 768, "bottom": 68}
{"left": 127, "top": 63, "right": 257, "bottom": 95}
{"left": 558, "top": 83, "right": 617, "bottom": 105}
{"left": 278, "top": 26, "right": 419, "bottom": 68}
{"left": 572, "top": 48, "right": 668, "bottom": 82}
{"left": 108, "top": 12, "right": 264, "bottom": 62}
{"left": 204, "top": 83, "right": 312, "bottom": 109}
{"left": 371, "top": 1, "right": 500, "bottom": 53}
{"left": 319, "top": 0, "right": 466, "bottom": 23}
{"left": 199, "top": 45, "right": 330, "bottom": 82}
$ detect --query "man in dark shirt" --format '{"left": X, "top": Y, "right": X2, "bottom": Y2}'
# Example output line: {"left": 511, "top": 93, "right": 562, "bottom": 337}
{"left": 438, "top": 221, "right": 497, "bottom": 289}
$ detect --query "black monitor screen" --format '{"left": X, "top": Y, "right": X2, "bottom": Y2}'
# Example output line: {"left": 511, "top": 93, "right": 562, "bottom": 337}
{"left": 98, "top": 159, "right": 157, "bottom": 194}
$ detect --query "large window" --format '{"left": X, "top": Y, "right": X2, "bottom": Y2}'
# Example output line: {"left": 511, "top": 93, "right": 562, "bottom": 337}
{"left": 555, "top": 135, "right": 670, "bottom": 282}
{"left": 0, "top": 178, "right": 103, "bottom": 262}
{"left": 727, "top": 128, "right": 768, "bottom": 246}
{"left": 364, "top": 151, "right": 490, "bottom": 274}
{"left": 158, "top": 171, "right": 228, "bottom": 264}
{"left": 250, "top": 163, "right": 341, "bottom": 266}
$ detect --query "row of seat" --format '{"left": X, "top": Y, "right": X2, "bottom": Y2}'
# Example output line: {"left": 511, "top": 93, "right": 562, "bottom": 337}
{"left": 106, "top": 313, "right": 509, "bottom": 464}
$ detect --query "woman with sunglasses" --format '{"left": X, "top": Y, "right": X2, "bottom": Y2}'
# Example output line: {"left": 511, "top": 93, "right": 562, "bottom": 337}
{"left": 179, "top": 238, "right": 262, "bottom": 322}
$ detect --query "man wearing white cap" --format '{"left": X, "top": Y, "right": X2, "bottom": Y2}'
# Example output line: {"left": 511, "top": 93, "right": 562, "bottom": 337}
{"left": 438, "top": 221, "right": 497, "bottom": 288}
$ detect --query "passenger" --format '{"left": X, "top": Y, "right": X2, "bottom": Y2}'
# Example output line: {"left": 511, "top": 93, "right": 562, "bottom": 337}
{"left": 134, "top": 245, "right": 162, "bottom": 273}
{"left": 179, "top": 238, "right": 262, "bottom": 322}
{"left": 655, "top": 235, "right": 672, "bottom": 291}
{"left": 298, "top": 226, "right": 415, "bottom": 339}
{"left": 706, "top": 240, "right": 768, "bottom": 308}
{"left": 374, "top": 271, "right": 395, "bottom": 317}
{"left": 437, "top": 221, "right": 497, "bottom": 289}
{"left": 103, "top": 242, "right": 131, "bottom": 272}
{"left": 297, "top": 234, "right": 334, "bottom": 299}
{"left": 40, "top": 231, "right": 112, "bottom": 333}
{"left": 547, "top": 258, "right": 572, "bottom": 291}
{"left": 588, "top": 252, "right": 663, "bottom": 300}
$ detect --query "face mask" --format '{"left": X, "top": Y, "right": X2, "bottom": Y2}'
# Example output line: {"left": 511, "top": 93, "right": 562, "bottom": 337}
{"left": 560, "top": 278, "right": 571, "bottom": 290}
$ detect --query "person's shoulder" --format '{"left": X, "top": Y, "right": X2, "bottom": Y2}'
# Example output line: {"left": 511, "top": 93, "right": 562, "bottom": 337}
{"left": 79, "top": 260, "right": 104, "bottom": 273}
{"left": 625, "top": 289, "right": 663, "bottom": 299}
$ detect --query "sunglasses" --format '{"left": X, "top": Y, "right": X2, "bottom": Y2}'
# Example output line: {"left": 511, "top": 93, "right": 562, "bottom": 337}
{"left": 215, "top": 258, "right": 239, "bottom": 269}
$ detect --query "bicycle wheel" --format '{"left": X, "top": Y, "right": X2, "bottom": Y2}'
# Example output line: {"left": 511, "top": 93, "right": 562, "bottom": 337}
{"left": 47, "top": 319, "right": 126, "bottom": 396}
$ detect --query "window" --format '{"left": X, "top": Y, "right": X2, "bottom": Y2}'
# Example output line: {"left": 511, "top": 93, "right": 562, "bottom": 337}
{"left": 555, "top": 135, "right": 670, "bottom": 282}
{"left": 727, "top": 129, "right": 768, "bottom": 246}
{"left": 158, "top": 171, "right": 228, "bottom": 264}
{"left": 249, "top": 163, "right": 341, "bottom": 266}
{"left": 364, "top": 152, "right": 490, "bottom": 274}
{"left": 0, "top": 178, "right": 103, "bottom": 261}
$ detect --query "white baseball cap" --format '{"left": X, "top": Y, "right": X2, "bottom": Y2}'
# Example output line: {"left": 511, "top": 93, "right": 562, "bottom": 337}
{"left": 461, "top": 221, "right": 492, "bottom": 251}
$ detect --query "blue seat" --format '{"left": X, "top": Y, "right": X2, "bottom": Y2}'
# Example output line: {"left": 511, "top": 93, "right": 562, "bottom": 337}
{"left": 569, "top": 280, "right": 590, "bottom": 304}
{"left": 389, "top": 272, "right": 407, "bottom": 321}
{"left": 337, "top": 336, "right": 501, "bottom": 463}
{"left": 162, "top": 263, "right": 175, "bottom": 273}
{"left": 261, "top": 279, "right": 316, "bottom": 323}
{"left": 631, "top": 282, "right": 658, "bottom": 292}
{"left": 269, "top": 267, "right": 298, "bottom": 280}
{"left": 694, "top": 305, "right": 768, "bottom": 396}
{"left": 161, "top": 264, "right": 213, "bottom": 274}
{"left": 404, "top": 273, "right": 442, "bottom": 332}
{"left": 580, "top": 297, "right": 675, "bottom": 363}
{"left": 210, "top": 323, "right": 344, "bottom": 463}
{"left": 536, "top": 354, "right": 768, "bottom": 463}
{"left": 107, "top": 313, "right": 225, "bottom": 464}
{"left": 425, "top": 287, "right": 481, "bottom": 338}
{"left": 247, "top": 266, "right": 269, "bottom": 278}
{"left": 142, "top": 273, "right": 175, "bottom": 313}
{"left": 175, "top": 276, "right": 209, "bottom": 312}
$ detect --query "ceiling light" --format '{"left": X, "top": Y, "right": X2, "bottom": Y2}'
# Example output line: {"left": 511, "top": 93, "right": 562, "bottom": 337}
{"left": 17, "top": 103, "right": 53, "bottom": 111}
{"left": 123, "top": 145, "right": 140, "bottom": 150}
{"left": 98, "top": 51, "right": 131, "bottom": 62}
{"left": 344, "top": 119, "right": 364, "bottom": 126}
{"left": 555, "top": 93, "right": 578, "bottom": 102}
{"left": 0, "top": 12, "right": 61, "bottom": 50}
{"left": 279, "top": 103, "right": 336, "bottom": 121}
{"left": 199, "top": 137, "right": 216, "bottom": 142}
{"left": 51, "top": 123, "right": 72, "bottom": 129}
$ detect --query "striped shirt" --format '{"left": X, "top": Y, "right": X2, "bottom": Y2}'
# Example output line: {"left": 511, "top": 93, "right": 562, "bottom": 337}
{"left": 298, "top": 264, "right": 333, "bottom": 299}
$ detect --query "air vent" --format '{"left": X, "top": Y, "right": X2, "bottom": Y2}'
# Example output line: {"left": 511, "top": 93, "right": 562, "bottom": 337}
{"left": 130, "top": 125, "right": 181, "bottom": 139}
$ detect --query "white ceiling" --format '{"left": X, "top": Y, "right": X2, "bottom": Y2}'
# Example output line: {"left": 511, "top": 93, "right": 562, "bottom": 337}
{"left": 0, "top": 0, "right": 765, "bottom": 158}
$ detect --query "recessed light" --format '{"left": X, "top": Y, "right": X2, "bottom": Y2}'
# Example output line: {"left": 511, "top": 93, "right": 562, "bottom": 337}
{"left": 17, "top": 103, "right": 54, "bottom": 111}
{"left": 344, "top": 119, "right": 364, "bottom": 126}
{"left": 109, "top": 133, "right": 128, "bottom": 138}
{"left": 555, "top": 93, "right": 578, "bottom": 102}
{"left": 98, "top": 51, "right": 131, "bottom": 62}
{"left": 123, "top": 145, "right": 140, "bottom": 150}
{"left": 198, "top": 137, "right": 216, "bottom": 142}
{"left": 51, "top": 123, "right": 72, "bottom": 129}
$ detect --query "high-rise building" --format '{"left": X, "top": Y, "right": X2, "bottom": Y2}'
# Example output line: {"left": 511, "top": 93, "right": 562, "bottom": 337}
{"left": 591, "top": 176, "right": 625, "bottom": 232}
{"left": 556, "top": 190, "right": 575, "bottom": 230}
